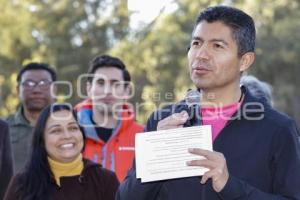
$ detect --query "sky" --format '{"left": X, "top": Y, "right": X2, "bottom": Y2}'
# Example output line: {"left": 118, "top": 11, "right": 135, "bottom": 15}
{"left": 127, "top": 0, "right": 178, "bottom": 29}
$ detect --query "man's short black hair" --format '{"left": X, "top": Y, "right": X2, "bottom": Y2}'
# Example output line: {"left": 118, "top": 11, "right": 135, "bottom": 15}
{"left": 17, "top": 62, "right": 57, "bottom": 83}
{"left": 87, "top": 54, "right": 131, "bottom": 84}
{"left": 194, "top": 5, "right": 256, "bottom": 57}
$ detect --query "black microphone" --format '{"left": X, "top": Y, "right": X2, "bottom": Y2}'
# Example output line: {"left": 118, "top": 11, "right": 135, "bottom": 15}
{"left": 184, "top": 89, "right": 202, "bottom": 127}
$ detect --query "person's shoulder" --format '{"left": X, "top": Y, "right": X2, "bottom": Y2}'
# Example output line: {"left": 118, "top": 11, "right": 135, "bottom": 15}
{"left": 74, "top": 99, "right": 93, "bottom": 112}
{"left": 244, "top": 87, "right": 296, "bottom": 130}
{"left": 83, "top": 158, "right": 110, "bottom": 174}
{"left": 96, "top": 166, "right": 118, "bottom": 179}
{"left": 83, "top": 159, "right": 118, "bottom": 181}
{"left": 260, "top": 107, "right": 300, "bottom": 143}
{"left": 0, "top": 118, "right": 8, "bottom": 127}
{"left": 6, "top": 106, "right": 22, "bottom": 122}
{"left": 6, "top": 114, "right": 16, "bottom": 124}
{"left": 129, "top": 120, "right": 144, "bottom": 131}
{"left": 264, "top": 106, "right": 296, "bottom": 128}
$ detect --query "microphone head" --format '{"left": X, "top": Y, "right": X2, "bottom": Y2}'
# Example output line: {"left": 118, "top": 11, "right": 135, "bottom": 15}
{"left": 185, "top": 89, "right": 201, "bottom": 107}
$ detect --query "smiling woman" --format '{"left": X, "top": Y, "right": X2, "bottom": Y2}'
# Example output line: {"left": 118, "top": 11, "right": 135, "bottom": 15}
{"left": 4, "top": 104, "right": 119, "bottom": 200}
{"left": 45, "top": 109, "right": 84, "bottom": 164}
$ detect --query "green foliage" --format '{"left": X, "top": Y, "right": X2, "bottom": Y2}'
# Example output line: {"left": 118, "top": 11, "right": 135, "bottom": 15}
{"left": 241, "top": 0, "right": 300, "bottom": 122}
{"left": 0, "top": 0, "right": 129, "bottom": 116}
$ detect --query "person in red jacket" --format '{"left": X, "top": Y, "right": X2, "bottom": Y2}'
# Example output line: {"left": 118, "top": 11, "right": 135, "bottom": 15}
{"left": 75, "top": 54, "right": 144, "bottom": 182}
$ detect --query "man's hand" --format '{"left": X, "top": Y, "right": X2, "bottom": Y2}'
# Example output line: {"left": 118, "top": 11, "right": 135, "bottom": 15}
{"left": 157, "top": 111, "right": 189, "bottom": 130}
{"left": 187, "top": 148, "right": 229, "bottom": 192}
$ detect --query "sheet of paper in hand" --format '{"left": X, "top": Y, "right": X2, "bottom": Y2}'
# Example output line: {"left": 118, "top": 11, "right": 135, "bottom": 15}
{"left": 135, "top": 125, "right": 212, "bottom": 183}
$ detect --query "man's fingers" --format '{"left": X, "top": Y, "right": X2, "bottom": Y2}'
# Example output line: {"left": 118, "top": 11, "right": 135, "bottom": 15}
{"left": 169, "top": 111, "right": 189, "bottom": 124}
{"left": 200, "top": 170, "right": 216, "bottom": 184}
{"left": 157, "top": 111, "right": 189, "bottom": 130}
{"left": 200, "top": 168, "right": 229, "bottom": 192}
{"left": 188, "top": 148, "right": 222, "bottom": 161}
{"left": 186, "top": 159, "right": 217, "bottom": 169}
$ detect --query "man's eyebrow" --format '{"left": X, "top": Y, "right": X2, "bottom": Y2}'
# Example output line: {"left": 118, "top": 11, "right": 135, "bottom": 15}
{"left": 110, "top": 79, "right": 121, "bottom": 82}
{"left": 191, "top": 36, "right": 203, "bottom": 41}
{"left": 192, "top": 36, "right": 229, "bottom": 46}
{"left": 22, "top": 79, "right": 35, "bottom": 82}
{"left": 210, "top": 39, "right": 229, "bottom": 46}
{"left": 95, "top": 78, "right": 122, "bottom": 84}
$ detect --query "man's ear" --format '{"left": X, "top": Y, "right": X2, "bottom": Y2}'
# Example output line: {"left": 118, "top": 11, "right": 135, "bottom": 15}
{"left": 239, "top": 52, "right": 255, "bottom": 73}
{"left": 86, "top": 81, "right": 92, "bottom": 98}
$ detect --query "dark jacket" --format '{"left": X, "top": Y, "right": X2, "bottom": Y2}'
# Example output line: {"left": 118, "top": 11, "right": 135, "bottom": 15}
{"left": 117, "top": 86, "right": 300, "bottom": 200}
{"left": 0, "top": 119, "right": 13, "bottom": 200}
{"left": 5, "top": 159, "right": 119, "bottom": 200}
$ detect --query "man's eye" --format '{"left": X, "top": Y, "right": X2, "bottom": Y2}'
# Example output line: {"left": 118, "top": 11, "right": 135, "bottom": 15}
{"left": 113, "top": 82, "right": 122, "bottom": 88}
{"left": 28, "top": 81, "right": 36, "bottom": 86}
{"left": 192, "top": 41, "right": 200, "bottom": 46}
{"left": 23, "top": 81, "right": 36, "bottom": 87}
{"left": 214, "top": 43, "right": 224, "bottom": 49}
{"left": 38, "top": 80, "right": 46, "bottom": 85}
{"left": 96, "top": 79, "right": 105, "bottom": 85}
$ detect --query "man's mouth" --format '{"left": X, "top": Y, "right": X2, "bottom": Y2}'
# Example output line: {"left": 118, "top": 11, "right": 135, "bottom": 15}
{"left": 192, "top": 66, "right": 211, "bottom": 75}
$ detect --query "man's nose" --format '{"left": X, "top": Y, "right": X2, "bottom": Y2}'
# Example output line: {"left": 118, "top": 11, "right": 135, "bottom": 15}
{"left": 104, "top": 84, "right": 113, "bottom": 94}
{"left": 31, "top": 84, "right": 43, "bottom": 92}
{"left": 195, "top": 44, "right": 210, "bottom": 60}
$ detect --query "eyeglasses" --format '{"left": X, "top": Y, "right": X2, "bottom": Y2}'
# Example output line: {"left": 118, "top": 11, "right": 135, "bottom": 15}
{"left": 20, "top": 80, "right": 53, "bottom": 90}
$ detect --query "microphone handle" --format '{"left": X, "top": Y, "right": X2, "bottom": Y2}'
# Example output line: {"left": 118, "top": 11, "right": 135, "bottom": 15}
{"left": 193, "top": 104, "right": 202, "bottom": 126}
{"left": 183, "top": 104, "right": 202, "bottom": 127}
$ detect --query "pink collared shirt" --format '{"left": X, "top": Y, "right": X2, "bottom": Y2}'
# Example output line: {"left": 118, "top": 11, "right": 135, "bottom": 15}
{"left": 201, "top": 102, "right": 241, "bottom": 141}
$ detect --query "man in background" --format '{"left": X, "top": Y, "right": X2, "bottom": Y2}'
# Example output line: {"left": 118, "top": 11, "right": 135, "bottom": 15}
{"left": 75, "top": 54, "right": 144, "bottom": 182}
{"left": 7, "top": 62, "right": 56, "bottom": 172}
{"left": 241, "top": 75, "right": 273, "bottom": 106}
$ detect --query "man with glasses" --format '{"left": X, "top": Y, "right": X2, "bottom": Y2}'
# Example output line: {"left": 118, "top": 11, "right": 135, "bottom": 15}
{"left": 7, "top": 62, "right": 56, "bottom": 172}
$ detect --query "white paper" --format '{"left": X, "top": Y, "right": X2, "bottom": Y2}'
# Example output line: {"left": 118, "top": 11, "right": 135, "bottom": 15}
{"left": 135, "top": 125, "right": 212, "bottom": 183}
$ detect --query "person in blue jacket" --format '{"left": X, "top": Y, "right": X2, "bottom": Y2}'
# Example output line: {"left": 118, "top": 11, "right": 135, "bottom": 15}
{"left": 117, "top": 5, "right": 300, "bottom": 200}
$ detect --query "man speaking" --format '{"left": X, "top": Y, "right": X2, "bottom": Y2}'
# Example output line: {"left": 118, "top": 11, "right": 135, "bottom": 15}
{"left": 117, "top": 5, "right": 300, "bottom": 200}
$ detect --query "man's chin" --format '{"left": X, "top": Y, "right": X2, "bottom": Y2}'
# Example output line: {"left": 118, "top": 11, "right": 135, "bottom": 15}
{"left": 192, "top": 79, "right": 212, "bottom": 90}
{"left": 94, "top": 106, "right": 114, "bottom": 114}
{"left": 26, "top": 103, "right": 50, "bottom": 112}
{"left": 94, "top": 106, "right": 124, "bottom": 116}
